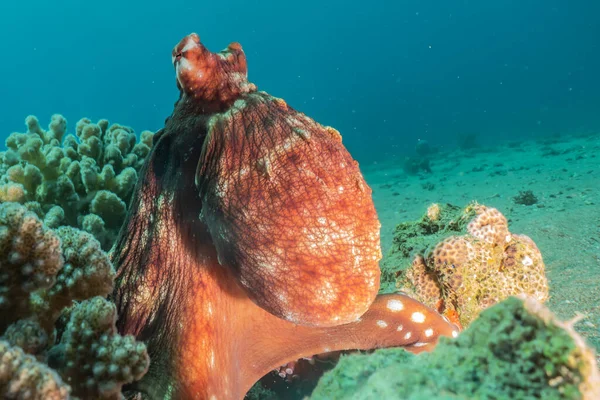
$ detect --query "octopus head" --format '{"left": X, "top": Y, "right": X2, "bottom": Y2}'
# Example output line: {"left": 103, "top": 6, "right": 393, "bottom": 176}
{"left": 171, "top": 33, "right": 253, "bottom": 105}
{"left": 171, "top": 33, "right": 205, "bottom": 92}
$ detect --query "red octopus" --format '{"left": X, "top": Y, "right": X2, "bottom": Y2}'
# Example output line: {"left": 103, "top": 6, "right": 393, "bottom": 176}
{"left": 112, "top": 33, "right": 458, "bottom": 400}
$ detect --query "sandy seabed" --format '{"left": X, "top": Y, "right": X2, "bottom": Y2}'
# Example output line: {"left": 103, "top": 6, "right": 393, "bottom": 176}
{"left": 363, "top": 131, "right": 600, "bottom": 357}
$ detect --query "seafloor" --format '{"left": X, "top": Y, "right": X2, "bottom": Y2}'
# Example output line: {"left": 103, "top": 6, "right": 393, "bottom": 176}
{"left": 364, "top": 130, "right": 600, "bottom": 357}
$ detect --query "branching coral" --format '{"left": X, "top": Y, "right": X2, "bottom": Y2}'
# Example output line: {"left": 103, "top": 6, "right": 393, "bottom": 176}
{"left": 0, "top": 201, "right": 63, "bottom": 330}
{"left": 311, "top": 296, "right": 600, "bottom": 400}
{"left": 0, "top": 202, "right": 116, "bottom": 332}
{"left": 396, "top": 204, "right": 549, "bottom": 327}
{"left": 48, "top": 297, "right": 149, "bottom": 399}
{"left": 0, "top": 201, "right": 149, "bottom": 398}
{"left": 0, "top": 115, "right": 153, "bottom": 249}
{"left": 0, "top": 340, "right": 70, "bottom": 400}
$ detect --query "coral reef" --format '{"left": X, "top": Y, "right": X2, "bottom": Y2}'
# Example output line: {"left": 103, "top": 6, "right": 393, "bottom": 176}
{"left": 310, "top": 296, "right": 600, "bottom": 400}
{"left": 388, "top": 203, "right": 549, "bottom": 327}
{"left": 111, "top": 33, "right": 458, "bottom": 399}
{"left": 0, "top": 202, "right": 149, "bottom": 399}
{"left": 0, "top": 114, "right": 153, "bottom": 249}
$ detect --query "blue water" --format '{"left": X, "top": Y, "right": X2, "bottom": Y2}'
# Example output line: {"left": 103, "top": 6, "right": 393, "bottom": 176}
{"left": 1, "top": 0, "right": 599, "bottom": 163}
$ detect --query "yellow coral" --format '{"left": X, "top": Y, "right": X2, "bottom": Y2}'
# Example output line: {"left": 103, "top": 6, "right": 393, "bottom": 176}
{"left": 398, "top": 205, "right": 549, "bottom": 327}
{"left": 467, "top": 205, "right": 510, "bottom": 245}
{"left": 426, "top": 203, "right": 441, "bottom": 222}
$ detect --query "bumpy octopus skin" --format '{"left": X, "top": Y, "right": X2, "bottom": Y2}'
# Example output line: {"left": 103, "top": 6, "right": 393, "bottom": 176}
{"left": 112, "top": 33, "right": 458, "bottom": 400}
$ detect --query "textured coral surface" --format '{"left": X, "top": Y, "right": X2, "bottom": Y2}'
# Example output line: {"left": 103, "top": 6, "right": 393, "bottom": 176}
{"left": 0, "top": 340, "right": 70, "bottom": 400}
{"left": 394, "top": 203, "right": 549, "bottom": 326}
{"left": 0, "top": 115, "right": 153, "bottom": 249}
{"left": 0, "top": 202, "right": 149, "bottom": 399}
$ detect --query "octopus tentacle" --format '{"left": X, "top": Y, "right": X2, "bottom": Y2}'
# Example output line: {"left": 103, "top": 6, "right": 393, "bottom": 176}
{"left": 113, "top": 34, "right": 458, "bottom": 400}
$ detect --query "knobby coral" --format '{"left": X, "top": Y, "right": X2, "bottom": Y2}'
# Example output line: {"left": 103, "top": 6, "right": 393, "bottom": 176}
{"left": 0, "top": 114, "right": 153, "bottom": 249}
{"left": 311, "top": 296, "right": 600, "bottom": 399}
{"left": 0, "top": 201, "right": 149, "bottom": 399}
{"left": 397, "top": 204, "right": 549, "bottom": 327}
{"left": 112, "top": 33, "right": 458, "bottom": 399}
{"left": 0, "top": 340, "right": 70, "bottom": 400}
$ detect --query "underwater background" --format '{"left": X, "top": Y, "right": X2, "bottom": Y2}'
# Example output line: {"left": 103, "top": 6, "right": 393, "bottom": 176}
{"left": 1, "top": 0, "right": 600, "bottom": 162}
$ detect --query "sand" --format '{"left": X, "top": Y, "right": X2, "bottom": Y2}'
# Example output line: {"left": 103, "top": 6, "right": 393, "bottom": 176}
{"left": 362, "top": 131, "right": 600, "bottom": 357}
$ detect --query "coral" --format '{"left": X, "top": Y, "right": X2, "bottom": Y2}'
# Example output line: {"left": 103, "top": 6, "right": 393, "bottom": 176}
{"left": 0, "top": 202, "right": 115, "bottom": 331}
{"left": 310, "top": 296, "right": 600, "bottom": 400}
{"left": 0, "top": 340, "right": 70, "bottom": 400}
{"left": 2, "top": 319, "right": 48, "bottom": 355}
{"left": 466, "top": 204, "right": 510, "bottom": 244}
{"left": 379, "top": 202, "right": 474, "bottom": 292}
{"left": 0, "top": 114, "right": 153, "bottom": 249}
{"left": 46, "top": 226, "right": 115, "bottom": 315}
{"left": 426, "top": 203, "right": 440, "bottom": 221}
{"left": 513, "top": 189, "right": 539, "bottom": 205}
{"left": 112, "top": 33, "right": 458, "bottom": 399}
{"left": 0, "top": 202, "right": 148, "bottom": 398}
{"left": 48, "top": 297, "right": 149, "bottom": 399}
{"left": 397, "top": 204, "right": 549, "bottom": 326}
{"left": 0, "top": 202, "right": 63, "bottom": 330}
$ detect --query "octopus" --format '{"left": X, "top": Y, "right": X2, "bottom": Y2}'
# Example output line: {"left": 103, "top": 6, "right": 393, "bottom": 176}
{"left": 112, "top": 33, "right": 459, "bottom": 400}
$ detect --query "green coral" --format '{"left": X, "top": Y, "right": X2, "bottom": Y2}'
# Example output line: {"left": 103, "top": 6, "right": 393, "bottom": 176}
{"left": 0, "top": 115, "right": 153, "bottom": 249}
{"left": 311, "top": 297, "right": 600, "bottom": 400}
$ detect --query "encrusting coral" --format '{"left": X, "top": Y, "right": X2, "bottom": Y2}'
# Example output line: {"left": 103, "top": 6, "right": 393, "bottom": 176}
{"left": 379, "top": 202, "right": 474, "bottom": 292}
{"left": 0, "top": 202, "right": 149, "bottom": 399}
{"left": 310, "top": 296, "right": 600, "bottom": 400}
{"left": 0, "top": 114, "right": 153, "bottom": 249}
{"left": 396, "top": 203, "right": 549, "bottom": 327}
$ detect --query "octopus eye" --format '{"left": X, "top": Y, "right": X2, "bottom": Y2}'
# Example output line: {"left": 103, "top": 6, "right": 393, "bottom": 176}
{"left": 174, "top": 53, "right": 183, "bottom": 61}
